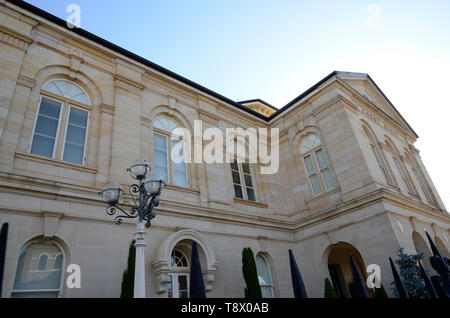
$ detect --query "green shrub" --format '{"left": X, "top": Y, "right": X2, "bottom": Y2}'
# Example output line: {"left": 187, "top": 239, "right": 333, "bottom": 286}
{"left": 120, "top": 239, "right": 136, "bottom": 298}
{"left": 324, "top": 278, "right": 339, "bottom": 298}
{"left": 242, "top": 247, "right": 262, "bottom": 298}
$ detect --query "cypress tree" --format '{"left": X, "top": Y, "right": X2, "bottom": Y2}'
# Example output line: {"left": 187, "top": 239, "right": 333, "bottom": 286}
{"left": 120, "top": 239, "right": 136, "bottom": 298}
{"left": 242, "top": 247, "right": 262, "bottom": 298}
{"left": 324, "top": 278, "right": 339, "bottom": 298}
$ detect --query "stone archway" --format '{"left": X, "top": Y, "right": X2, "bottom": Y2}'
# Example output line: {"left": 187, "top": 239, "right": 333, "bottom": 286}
{"left": 326, "top": 242, "right": 368, "bottom": 298}
{"left": 152, "top": 230, "right": 218, "bottom": 295}
{"left": 434, "top": 236, "right": 450, "bottom": 258}
{"left": 412, "top": 232, "right": 433, "bottom": 271}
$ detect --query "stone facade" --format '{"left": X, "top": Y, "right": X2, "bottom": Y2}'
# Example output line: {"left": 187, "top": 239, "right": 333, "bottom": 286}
{"left": 0, "top": 1, "right": 449, "bottom": 298}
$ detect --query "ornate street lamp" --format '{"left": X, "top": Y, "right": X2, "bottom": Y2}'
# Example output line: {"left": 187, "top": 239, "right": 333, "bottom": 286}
{"left": 100, "top": 159, "right": 165, "bottom": 298}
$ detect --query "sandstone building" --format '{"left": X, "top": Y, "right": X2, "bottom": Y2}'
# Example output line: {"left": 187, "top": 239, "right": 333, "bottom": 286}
{"left": 0, "top": 0, "right": 449, "bottom": 298}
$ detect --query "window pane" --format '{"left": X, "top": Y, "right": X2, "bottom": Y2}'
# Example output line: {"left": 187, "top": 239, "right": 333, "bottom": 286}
{"left": 244, "top": 174, "right": 253, "bottom": 187}
{"left": 315, "top": 149, "right": 328, "bottom": 170}
{"left": 246, "top": 187, "right": 255, "bottom": 201}
{"left": 242, "top": 162, "right": 250, "bottom": 174}
{"left": 303, "top": 155, "right": 315, "bottom": 175}
{"left": 173, "top": 168, "right": 187, "bottom": 187}
{"left": 63, "top": 143, "right": 84, "bottom": 164}
{"left": 178, "top": 275, "right": 188, "bottom": 298}
{"left": 232, "top": 171, "right": 241, "bottom": 184}
{"left": 35, "top": 116, "right": 59, "bottom": 137}
{"left": 68, "top": 107, "right": 88, "bottom": 127}
{"left": 321, "top": 168, "right": 335, "bottom": 190}
{"left": 30, "top": 135, "right": 55, "bottom": 158}
{"left": 154, "top": 117, "right": 178, "bottom": 133}
{"left": 230, "top": 161, "right": 239, "bottom": 171}
{"left": 256, "top": 255, "right": 273, "bottom": 298}
{"left": 300, "top": 134, "right": 321, "bottom": 154}
{"left": 234, "top": 185, "right": 243, "bottom": 199}
{"left": 13, "top": 241, "right": 63, "bottom": 292}
{"left": 39, "top": 98, "right": 61, "bottom": 118}
{"left": 168, "top": 275, "right": 173, "bottom": 298}
{"left": 261, "top": 286, "right": 274, "bottom": 298}
{"left": 65, "top": 124, "right": 86, "bottom": 145}
{"left": 154, "top": 148, "right": 168, "bottom": 166}
{"left": 154, "top": 133, "right": 167, "bottom": 149}
{"left": 310, "top": 174, "right": 322, "bottom": 195}
{"left": 154, "top": 165, "right": 168, "bottom": 183}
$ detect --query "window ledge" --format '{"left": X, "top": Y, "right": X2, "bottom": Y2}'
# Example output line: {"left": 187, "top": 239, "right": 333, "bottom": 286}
{"left": 305, "top": 187, "right": 340, "bottom": 204}
{"left": 164, "top": 183, "right": 200, "bottom": 194}
{"left": 15, "top": 151, "right": 98, "bottom": 174}
{"left": 233, "top": 198, "right": 268, "bottom": 209}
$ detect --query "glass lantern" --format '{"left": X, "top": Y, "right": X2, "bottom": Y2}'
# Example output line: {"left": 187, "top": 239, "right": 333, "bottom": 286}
{"left": 128, "top": 159, "right": 151, "bottom": 180}
{"left": 101, "top": 182, "right": 124, "bottom": 204}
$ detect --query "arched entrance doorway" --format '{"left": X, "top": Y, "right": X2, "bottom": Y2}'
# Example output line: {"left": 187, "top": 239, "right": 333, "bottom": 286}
{"left": 326, "top": 242, "right": 367, "bottom": 298}
{"left": 434, "top": 236, "right": 450, "bottom": 258}
{"left": 412, "top": 232, "right": 433, "bottom": 271}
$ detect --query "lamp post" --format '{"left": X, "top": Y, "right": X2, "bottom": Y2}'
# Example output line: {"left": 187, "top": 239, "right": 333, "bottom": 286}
{"left": 100, "top": 159, "right": 165, "bottom": 298}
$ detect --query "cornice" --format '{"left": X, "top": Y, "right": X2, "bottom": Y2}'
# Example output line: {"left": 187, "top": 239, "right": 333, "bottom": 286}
{"left": 0, "top": 24, "right": 32, "bottom": 50}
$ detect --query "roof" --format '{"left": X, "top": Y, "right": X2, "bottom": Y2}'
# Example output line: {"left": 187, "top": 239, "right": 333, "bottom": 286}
{"left": 237, "top": 99, "right": 278, "bottom": 111}
{"left": 6, "top": 0, "right": 418, "bottom": 137}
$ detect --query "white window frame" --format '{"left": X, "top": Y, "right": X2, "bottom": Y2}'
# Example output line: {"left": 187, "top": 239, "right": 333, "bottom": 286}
{"left": 29, "top": 79, "right": 91, "bottom": 166}
{"left": 10, "top": 239, "right": 66, "bottom": 298}
{"left": 231, "top": 160, "right": 257, "bottom": 202}
{"left": 29, "top": 95, "right": 64, "bottom": 159}
{"left": 168, "top": 249, "right": 190, "bottom": 299}
{"left": 153, "top": 125, "right": 189, "bottom": 188}
{"left": 256, "top": 254, "right": 274, "bottom": 298}
{"left": 301, "top": 145, "right": 335, "bottom": 197}
{"left": 60, "top": 104, "right": 90, "bottom": 165}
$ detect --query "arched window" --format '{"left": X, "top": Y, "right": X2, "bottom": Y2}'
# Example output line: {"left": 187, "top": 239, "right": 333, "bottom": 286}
{"left": 405, "top": 151, "right": 437, "bottom": 204}
{"left": 300, "top": 134, "right": 335, "bottom": 196}
{"left": 385, "top": 140, "right": 417, "bottom": 196}
{"left": 12, "top": 240, "right": 64, "bottom": 298}
{"left": 153, "top": 116, "right": 187, "bottom": 187}
{"left": 168, "top": 249, "right": 189, "bottom": 298}
{"left": 30, "top": 79, "right": 90, "bottom": 165}
{"left": 362, "top": 125, "right": 395, "bottom": 185}
{"left": 255, "top": 255, "right": 274, "bottom": 298}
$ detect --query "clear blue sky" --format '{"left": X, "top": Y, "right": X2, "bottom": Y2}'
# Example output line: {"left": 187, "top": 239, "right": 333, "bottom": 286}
{"left": 26, "top": 0, "right": 450, "bottom": 208}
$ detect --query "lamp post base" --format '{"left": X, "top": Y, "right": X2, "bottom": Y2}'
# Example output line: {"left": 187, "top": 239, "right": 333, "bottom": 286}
{"left": 134, "top": 221, "right": 147, "bottom": 298}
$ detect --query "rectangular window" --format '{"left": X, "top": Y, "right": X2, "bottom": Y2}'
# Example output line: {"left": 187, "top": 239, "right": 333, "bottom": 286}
{"left": 62, "top": 106, "right": 88, "bottom": 165}
{"left": 154, "top": 132, "right": 169, "bottom": 183}
{"left": 231, "top": 161, "right": 257, "bottom": 201}
{"left": 304, "top": 155, "right": 322, "bottom": 195}
{"left": 30, "top": 97, "right": 62, "bottom": 158}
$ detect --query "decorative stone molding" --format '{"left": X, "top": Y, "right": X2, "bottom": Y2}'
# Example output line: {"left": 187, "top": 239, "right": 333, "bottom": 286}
{"left": 168, "top": 96, "right": 177, "bottom": 110}
{"left": 152, "top": 229, "right": 218, "bottom": 293}
{"left": 17, "top": 74, "right": 36, "bottom": 89}
{"left": 140, "top": 116, "right": 151, "bottom": 127}
{"left": 69, "top": 54, "right": 84, "bottom": 79}
{"left": 41, "top": 211, "right": 64, "bottom": 238}
{"left": 99, "top": 103, "right": 115, "bottom": 115}
{"left": 0, "top": 25, "right": 32, "bottom": 50}
{"left": 114, "top": 74, "right": 144, "bottom": 95}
